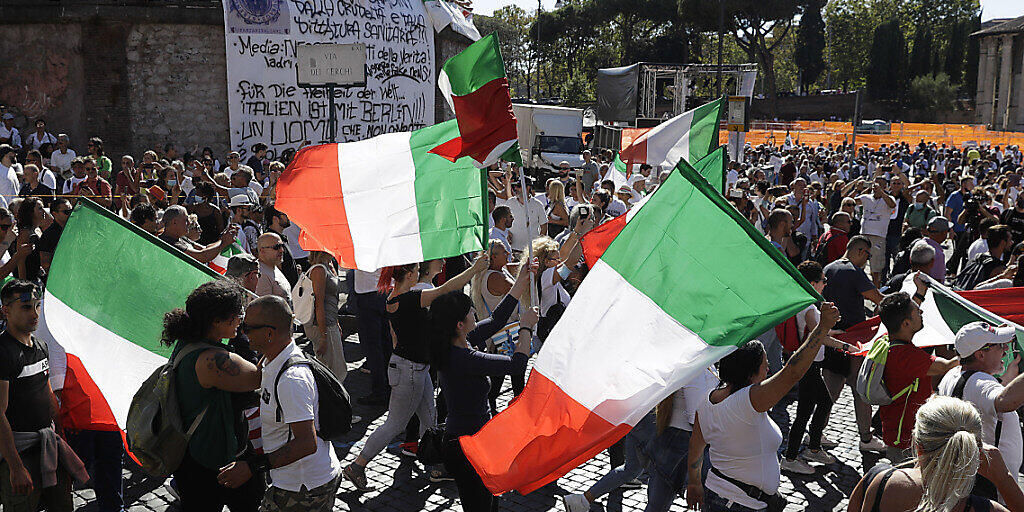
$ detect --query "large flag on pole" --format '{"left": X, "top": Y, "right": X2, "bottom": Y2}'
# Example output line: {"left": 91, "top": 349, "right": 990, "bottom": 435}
{"left": 837, "top": 274, "right": 1024, "bottom": 355}
{"left": 43, "top": 199, "right": 221, "bottom": 431}
{"left": 582, "top": 146, "right": 730, "bottom": 267}
{"left": 430, "top": 33, "right": 521, "bottom": 166}
{"left": 618, "top": 98, "right": 723, "bottom": 167}
{"left": 276, "top": 120, "right": 488, "bottom": 271}
{"left": 460, "top": 158, "right": 820, "bottom": 494}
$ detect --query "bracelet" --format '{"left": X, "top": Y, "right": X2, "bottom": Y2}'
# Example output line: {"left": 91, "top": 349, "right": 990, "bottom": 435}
{"left": 244, "top": 452, "right": 270, "bottom": 474}
{"left": 913, "top": 292, "right": 927, "bottom": 301}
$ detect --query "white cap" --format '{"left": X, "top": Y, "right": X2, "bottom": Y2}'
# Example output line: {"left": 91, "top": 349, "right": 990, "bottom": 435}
{"left": 228, "top": 194, "right": 252, "bottom": 208}
{"left": 954, "top": 321, "right": 1016, "bottom": 358}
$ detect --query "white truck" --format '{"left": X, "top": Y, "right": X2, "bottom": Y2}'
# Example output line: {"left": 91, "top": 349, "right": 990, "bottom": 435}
{"left": 512, "top": 104, "right": 585, "bottom": 172}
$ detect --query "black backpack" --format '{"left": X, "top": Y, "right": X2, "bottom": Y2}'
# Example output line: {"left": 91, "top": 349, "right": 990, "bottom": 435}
{"left": 273, "top": 354, "right": 352, "bottom": 442}
{"left": 812, "top": 231, "right": 835, "bottom": 265}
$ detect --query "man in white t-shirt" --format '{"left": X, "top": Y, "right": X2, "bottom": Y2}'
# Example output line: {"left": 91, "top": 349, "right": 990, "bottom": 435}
{"left": 497, "top": 180, "right": 546, "bottom": 252}
{"left": 0, "top": 113, "right": 20, "bottom": 149}
{"left": 49, "top": 134, "right": 76, "bottom": 175}
{"left": 489, "top": 204, "right": 514, "bottom": 258}
{"left": 938, "top": 321, "right": 1024, "bottom": 495}
{"left": 218, "top": 296, "right": 342, "bottom": 511}
{"left": 855, "top": 177, "right": 897, "bottom": 287}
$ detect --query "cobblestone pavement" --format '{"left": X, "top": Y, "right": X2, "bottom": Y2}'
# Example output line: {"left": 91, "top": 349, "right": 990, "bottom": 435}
{"left": 73, "top": 334, "right": 886, "bottom": 512}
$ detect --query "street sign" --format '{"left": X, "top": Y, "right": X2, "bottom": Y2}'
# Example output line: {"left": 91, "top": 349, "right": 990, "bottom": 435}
{"left": 296, "top": 43, "right": 366, "bottom": 87}
{"left": 726, "top": 95, "right": 748, "bottom": 132}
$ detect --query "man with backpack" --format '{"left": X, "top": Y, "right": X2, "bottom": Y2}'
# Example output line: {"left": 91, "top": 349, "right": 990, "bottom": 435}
{"left": 217, "top": 296, "right": 342, "bottom": 512}
{"left": 814, "top": 211, "right": 851, "bottom": 265}
{"left": 937, "top": 321, "right": 1024, "bottom": 499}
{"left": 875, "top": 280, "right": 960, "bottom": 463}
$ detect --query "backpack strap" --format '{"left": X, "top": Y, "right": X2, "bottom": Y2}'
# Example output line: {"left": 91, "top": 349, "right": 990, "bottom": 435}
{"left": 952, "top": 370, "right": 980, "bottom": 399}
{"left": 170, "top": 342, "right": 212, "bottom": 370}
{"left": 273, "top": 355, "right": 311, "bottom": 423}
{"left": 870, "top": 467, "right": 899, "bottom": 512}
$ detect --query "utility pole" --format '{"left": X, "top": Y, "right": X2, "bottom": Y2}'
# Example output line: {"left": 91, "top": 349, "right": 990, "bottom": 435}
{"left": 717, "top": 0, "right": 725, "bottom": 96}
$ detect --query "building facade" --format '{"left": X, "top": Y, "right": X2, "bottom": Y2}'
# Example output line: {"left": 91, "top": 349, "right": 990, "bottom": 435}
{"left": 975, "top": 16, "right": 1024, "bottom": 132}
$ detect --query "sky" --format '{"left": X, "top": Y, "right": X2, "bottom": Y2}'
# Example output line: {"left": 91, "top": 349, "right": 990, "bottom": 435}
{"left": 471, "top": 0, "right": 1021, "bottom": 21}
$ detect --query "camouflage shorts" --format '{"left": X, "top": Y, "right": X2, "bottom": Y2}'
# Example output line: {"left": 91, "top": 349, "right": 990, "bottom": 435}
{"left": 260, "top": 474, "right": 341, "bottom": 512}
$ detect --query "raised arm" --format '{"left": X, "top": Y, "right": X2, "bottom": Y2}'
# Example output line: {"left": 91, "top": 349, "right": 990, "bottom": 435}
{"left": 749, "top": 303, "right": 840, "bottom": 413}
{"left": 421, "top": 254, "right": 488, "bottom": 307}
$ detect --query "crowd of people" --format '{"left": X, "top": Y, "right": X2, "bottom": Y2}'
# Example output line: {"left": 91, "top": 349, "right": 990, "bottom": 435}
{"left": 3, "top": 108, "right": 1024, "bottom": 512}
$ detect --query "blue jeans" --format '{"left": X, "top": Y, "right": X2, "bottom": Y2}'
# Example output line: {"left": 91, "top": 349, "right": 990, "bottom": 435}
{"left": 64, "top": 429, "right": 122, "bottom": 512}
{"left": 705, "top": 488, "right": 767, "bottom": 512}
{"left": 588, "top": 414, "right": 655, "bottom": 498}
{"left": 644, "top": 427, "right": 696, "bottom": 512}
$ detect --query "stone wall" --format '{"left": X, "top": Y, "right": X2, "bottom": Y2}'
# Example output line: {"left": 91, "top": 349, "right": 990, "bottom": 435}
{"left": 126, "top": 24, "right": 230, "bottom": 158}
{"left": 0, "top": 2, "right": 470, "bottom": 159}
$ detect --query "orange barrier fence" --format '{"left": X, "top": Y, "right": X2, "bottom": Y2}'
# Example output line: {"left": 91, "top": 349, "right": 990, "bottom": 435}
{"left": 616, "top": 122, "right": 1024, "bottom": 151}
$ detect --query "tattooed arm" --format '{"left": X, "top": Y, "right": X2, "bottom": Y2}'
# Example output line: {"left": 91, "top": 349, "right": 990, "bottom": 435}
{"left": 748, "top": 302, "right": 840, "bottom": 413}
{"left": 195, "top": 349, "right": 261, "bottom": 391}
{"left": 684, "top": 413, "right": 707, "bottom": 510}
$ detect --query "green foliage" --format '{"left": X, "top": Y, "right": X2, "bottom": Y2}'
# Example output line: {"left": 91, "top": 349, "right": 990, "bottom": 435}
{"left": 867, "top": 19, "right": 908, "bottom": 101}
{"left": 794, "top": 0, "right": 826, "bottom": 92}
{"left": 909, "top": 27, "right": 934, "bottom": 78}
{"left": 909, "top": 72, "right": 957, "bottom": 111}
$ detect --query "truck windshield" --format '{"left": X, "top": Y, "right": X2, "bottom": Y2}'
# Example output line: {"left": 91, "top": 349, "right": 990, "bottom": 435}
{"left": 539, "top": 136, "right": 582, "bottom": 154}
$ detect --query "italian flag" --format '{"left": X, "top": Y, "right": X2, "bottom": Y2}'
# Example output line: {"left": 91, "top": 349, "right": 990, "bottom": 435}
{"left": 208, "top": 242, "right": 245, "bottom": 274}
{"left": 423, "top": 0, "right": 481, "bottom": 41}
{"left": 42, "top": 199, "right": 221, "bottom": 432}
{"left": 431, "top": 33, "right": 521, "bottom": 167}
{"left": 276, "top": 120, "right": 488, "bottom": 271}
{"left": 461, "top": 157, "right": 820, "bottom": 494}
{"left": 583, "top": 146, "right": 730, "bottom": 265}
{"left": 618, "top": 97, "right": 723, "bottom": 167}
{"left": 838, "top": 274, "right": 1024, "bottom": 355}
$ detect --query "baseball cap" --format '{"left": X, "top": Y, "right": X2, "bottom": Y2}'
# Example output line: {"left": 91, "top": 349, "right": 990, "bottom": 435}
{"left": 1, "top": 113, "right": 12, "bottom": 120}
{"left": 228, "top": 194, "right": 252, "bottom": 208}
{"left": 927, "top": 216, "right": 951, "bottom": 232}
{"left": 225, "top": 253, "right": 259, "bottom": 278}
{"left": 954, "top": 321, "right": 1016, "bottom": 358}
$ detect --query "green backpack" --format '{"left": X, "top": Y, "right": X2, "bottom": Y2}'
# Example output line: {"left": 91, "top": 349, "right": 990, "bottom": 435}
{"left": 855, "top": 335, "right": 920, "bottom": 444}
{"left": 125, "top": 343, "right": 210, "bottom": 478}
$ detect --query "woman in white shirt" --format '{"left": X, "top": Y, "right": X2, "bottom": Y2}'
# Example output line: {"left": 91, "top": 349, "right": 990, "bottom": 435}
{"left": 686, "top": 303, "right": 840, "bottom": 512}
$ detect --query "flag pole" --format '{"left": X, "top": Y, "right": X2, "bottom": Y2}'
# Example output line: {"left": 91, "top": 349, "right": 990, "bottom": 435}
{"left": 516, "top": 163, "right": 538, "bottom": 309}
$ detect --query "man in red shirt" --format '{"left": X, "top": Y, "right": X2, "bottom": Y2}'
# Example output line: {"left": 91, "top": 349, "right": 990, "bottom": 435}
{"left": 817, "top": 211, "right": 851, "bottom": 264}
{"left": 878, "top": 274, "right": 960, "bottom": 462}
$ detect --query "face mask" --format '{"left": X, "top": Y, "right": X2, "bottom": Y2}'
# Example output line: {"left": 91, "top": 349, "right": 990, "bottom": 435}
{"left": 167, "top": 180, "right": 177, "bottom": 188}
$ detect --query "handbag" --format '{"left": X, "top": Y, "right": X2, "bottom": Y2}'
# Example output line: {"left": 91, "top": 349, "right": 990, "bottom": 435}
{"left": 417, "top": 423, "right": 446, "bottom": 466}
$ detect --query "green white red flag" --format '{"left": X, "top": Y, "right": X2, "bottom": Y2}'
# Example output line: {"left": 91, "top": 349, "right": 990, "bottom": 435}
{"left": 208, "top": 242, "right": 244, "bottom": 274}
{"left": 618, "top": 98, "right": 723, "bottom": 167}
{"left": 41, "top": 199, "right": 221, "bottom": 432}
{"left": 276, "top": 120, "right": 488, "bottom": 271}
{"left": 431, "top": 33, "right": 521, "bottom": 166}
{"left": 460, "top": 158, "right": 819, "bottom": 494}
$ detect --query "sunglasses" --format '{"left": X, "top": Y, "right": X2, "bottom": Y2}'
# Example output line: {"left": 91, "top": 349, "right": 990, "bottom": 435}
{"left": 240, "top": 322, "right": 275, "bottom": 334}
{"left": 54, "top": 209, "right": 71, "bottom": 216}
{"left": 0, "top": 223, "right": 11, "bottom": 231}
{"left": 260, "top": 243, "right": 286, "bottom": 251}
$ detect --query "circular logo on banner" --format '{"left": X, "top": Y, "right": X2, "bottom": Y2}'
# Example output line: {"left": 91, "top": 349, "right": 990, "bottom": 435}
{"left": 230, "top": 0, "right": 282, "bottom": 25}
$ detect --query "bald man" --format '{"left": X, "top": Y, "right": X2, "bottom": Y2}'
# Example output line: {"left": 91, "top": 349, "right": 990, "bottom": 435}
{"left": 255, "top": 232, "right": 291, "bottom": 301}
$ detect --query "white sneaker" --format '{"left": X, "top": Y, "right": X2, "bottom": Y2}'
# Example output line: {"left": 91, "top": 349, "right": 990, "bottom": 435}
{"left": 859, "top": 436, "right": 886, "bottom": 453}
{"left": 561, "top": 493, "right": 590, "bottom": 512}
{"left": 780, "top": 457, "right": 815, "bottom": 475}
{"left": 804, "top": 434, "right": 839, "bottom": 449}
{"left": 800, "top": 448, "right": 837, "bottom": 465}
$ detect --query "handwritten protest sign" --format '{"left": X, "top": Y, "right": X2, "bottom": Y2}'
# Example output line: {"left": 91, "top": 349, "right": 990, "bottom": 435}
{"left": 222, "top": 0, "right": 435, "bottom": 159}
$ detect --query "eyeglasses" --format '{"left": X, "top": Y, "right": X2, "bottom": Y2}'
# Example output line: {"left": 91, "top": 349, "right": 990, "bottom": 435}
{"left": 240, "top": 322, "right": 276, "bottom": 334}
{"left": 260, "top": 243, "right": 285, "bottom": 251}
{"left": 0, "top": 224, "right": 12, "bottom": 231}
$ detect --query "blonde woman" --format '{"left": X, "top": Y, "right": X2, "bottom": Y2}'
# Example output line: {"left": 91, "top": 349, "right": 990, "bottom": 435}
{"left": 304, "top": 250, "right": 347, "bottom": 383}
{"left": 547, "top": 180, "right": 569, "bottom": 237}
{"left": 521, "top": 225, "right": 591, "bottom": 341}
{"left": 850, "top": 395, "right": 1024, "bottom": 512}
